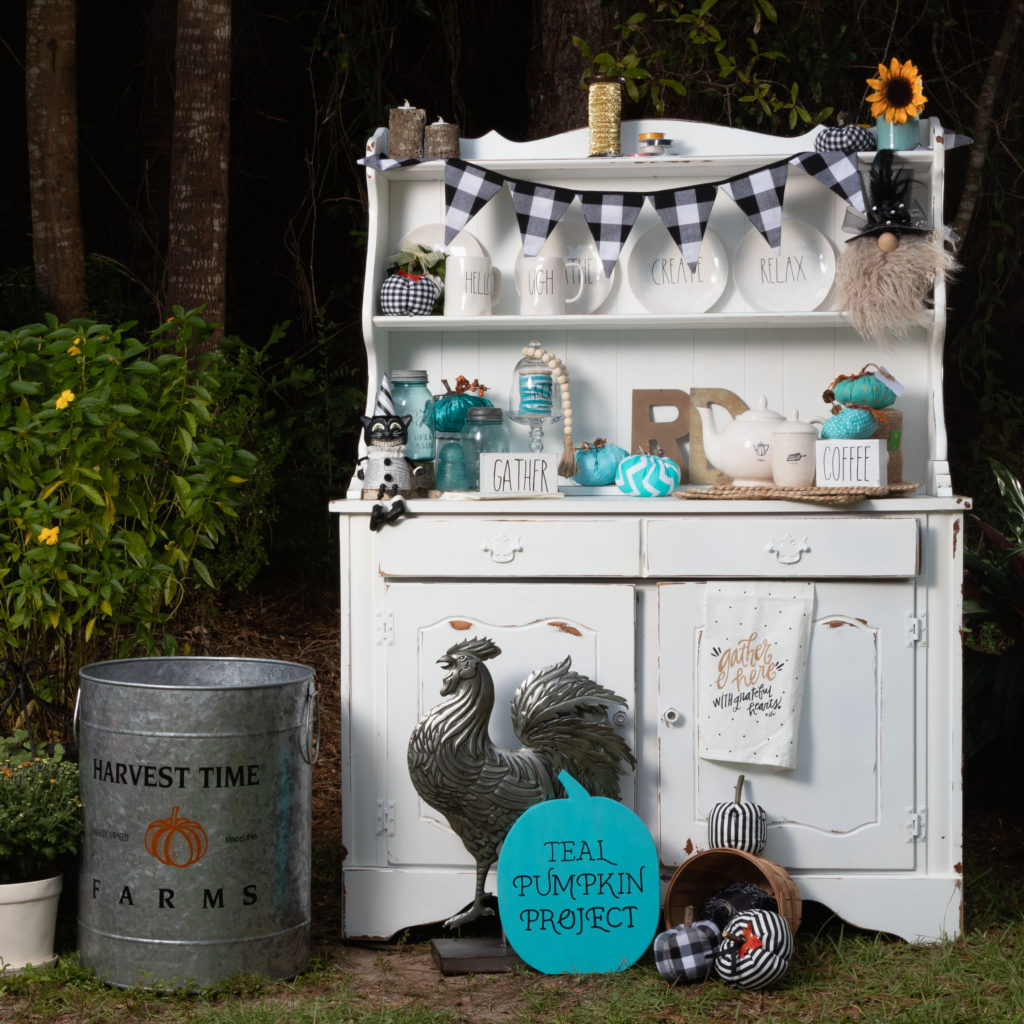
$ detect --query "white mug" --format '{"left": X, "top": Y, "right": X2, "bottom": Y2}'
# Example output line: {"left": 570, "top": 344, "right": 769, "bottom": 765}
{"left": 516, "top": 256, "right": 584, "bottom": 315}
{"left": 444, "top": 256, "right": 500, "bottom": 316}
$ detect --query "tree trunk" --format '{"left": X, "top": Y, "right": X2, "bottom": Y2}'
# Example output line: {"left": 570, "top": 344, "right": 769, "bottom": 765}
{"left": 526, "top": 0, "right": 618, "bottom": 139}
{"left": 165, "top": 0, "right": 231, "bottom": 337}
{"left": 25, "top": 0, "right": 85, "bottom": 320}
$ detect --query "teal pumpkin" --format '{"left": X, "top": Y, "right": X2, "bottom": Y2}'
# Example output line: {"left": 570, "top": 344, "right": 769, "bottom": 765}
{"left": 496, "top": 772, "right": 660, "bottom": 974}
{"left": 615, "top": 451, "right": 682, "bottom": 497}
{"left": 427, "top": 380, "right": 493, "bottom": 434}
{"left": 831, "top": 374, "right": 896, "bottom": 410}
{"left": 573, "top": 441, "right": 627, "bottom": 486}
{"left": 821, "top": 407, "right": 877, "bottom": 440}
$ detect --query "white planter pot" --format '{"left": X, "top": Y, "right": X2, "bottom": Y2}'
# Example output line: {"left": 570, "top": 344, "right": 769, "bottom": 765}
{"left": 0, "top": 874, "right": 62, "bottom": 973}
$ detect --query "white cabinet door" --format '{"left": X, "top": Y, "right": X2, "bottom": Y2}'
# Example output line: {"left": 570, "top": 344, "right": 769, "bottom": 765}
{"left": 382, "top": 583, "right": 637, "bottom": 870}
{"left": 658, "top": 579, "right": 917, "bottom": 871}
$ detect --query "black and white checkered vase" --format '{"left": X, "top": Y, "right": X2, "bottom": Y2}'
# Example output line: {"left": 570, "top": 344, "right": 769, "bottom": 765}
{"left": 707, "top": 800, "right": 767, "bottom": 853}
{"left": 713, "top": 908, "right": 794, "bottom": 990}
{"left": 653, "top": 919, "right": 721, "bottom": 983}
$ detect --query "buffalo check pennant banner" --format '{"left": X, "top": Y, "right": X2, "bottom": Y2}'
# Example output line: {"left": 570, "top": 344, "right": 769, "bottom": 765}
{"left": 360, "top": 149, "right": 884, "bottom": 274}
{"left": 578, "top": 190, "right": 646, "bottom": 277}
{"left": 650, "top": 182, "right": 720, "bottom": 272}
{"left": 719, "top": 159, "right": 789, "bottom": 252}
{"left": 508, "top": 179, "right": 577, "bottom": 257}
{"left": 789, "top": 150, "right": 865, "bottom": 214}
{"left": 443, "top": 159, "right": 507, "bottom": 246}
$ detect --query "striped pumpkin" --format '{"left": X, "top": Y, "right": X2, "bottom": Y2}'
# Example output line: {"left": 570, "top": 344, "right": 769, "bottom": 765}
{"left": 708, "top": 774, "right": 767, "bottom": 854}
{"left": 713, "top": 908, "right": 794, "bottom": 990}
{"left": 614, "top": 450, "right": 681, "bottom": 497}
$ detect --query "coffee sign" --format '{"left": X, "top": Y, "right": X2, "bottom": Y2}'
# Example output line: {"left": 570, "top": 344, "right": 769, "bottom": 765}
{"left": 496, "top": 771, "right": 659, "bottom": 974}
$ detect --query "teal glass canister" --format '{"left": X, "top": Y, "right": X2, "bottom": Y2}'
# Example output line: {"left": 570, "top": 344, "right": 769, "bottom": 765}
{"left": 461, "top": 406, "right": 510, "bottom": 490}
{"left": 390, "top": 370, "right": 435, "bottom": 461}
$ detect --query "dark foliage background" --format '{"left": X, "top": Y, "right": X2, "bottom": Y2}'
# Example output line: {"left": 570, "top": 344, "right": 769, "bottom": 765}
{"left": 0, "top": 1, "right": 1020, "bottom": 587}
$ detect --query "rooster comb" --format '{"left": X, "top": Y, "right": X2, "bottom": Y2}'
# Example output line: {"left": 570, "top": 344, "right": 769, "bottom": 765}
{"left": 445, "top": 636, "right": 501, "bottom": 661}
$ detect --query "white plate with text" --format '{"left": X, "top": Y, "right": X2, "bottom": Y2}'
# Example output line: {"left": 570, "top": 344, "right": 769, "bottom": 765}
{"left": 733, "top": 219, "right": 836, "bottom": 312}
{"left": 627, "top": 227, "right": 729, "bottom": 314}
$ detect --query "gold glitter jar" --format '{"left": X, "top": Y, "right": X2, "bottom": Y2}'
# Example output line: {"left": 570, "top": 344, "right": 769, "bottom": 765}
{"left": 587, "top": 75, "right": 625, "bottom": 157}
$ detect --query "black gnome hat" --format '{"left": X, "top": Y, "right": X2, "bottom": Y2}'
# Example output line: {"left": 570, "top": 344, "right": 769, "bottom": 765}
{"left": 844, "top": 149, "right": 930, "bottom": 242}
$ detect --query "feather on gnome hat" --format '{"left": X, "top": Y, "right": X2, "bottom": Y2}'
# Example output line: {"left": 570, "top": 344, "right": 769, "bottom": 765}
{"left": 835, "top": 149, "right": 957, "bottom": 343}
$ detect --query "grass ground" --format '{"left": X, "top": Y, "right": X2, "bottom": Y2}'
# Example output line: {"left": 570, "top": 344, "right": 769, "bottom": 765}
{"left": 2, "top": 583, "right": 1020, "bottom": 1023}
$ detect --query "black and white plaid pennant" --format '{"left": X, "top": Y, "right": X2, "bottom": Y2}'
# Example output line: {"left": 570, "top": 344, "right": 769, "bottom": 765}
{"left": 790, "top": 150, "right": 865, "bottom": 213}
{"left": 942, "top": 131, "right": 973, "bottom": 150}
{"left": 358, "top": 154, "right": 428, "bottom": 171}
{"left": 720, "top": 160, "right": 789, "bottom": 252}
{"left": 649, "top": 182, "right": 719, "bottom": 271}
{"left": 578, "top": 190, "right": 646, "bottom": 277}
{"left": 508, "top": 179, "right": 577, "bottom": 257}
{"left": 443, "top": 159, "right": 507, "bottom": 246}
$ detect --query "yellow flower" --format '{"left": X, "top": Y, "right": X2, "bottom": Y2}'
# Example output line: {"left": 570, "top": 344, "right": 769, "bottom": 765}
{"left": 39, "top": 525, "right": 59, "bottom": 546}
{"left": 866, "top": 58, "right": 927, "bottom": 124}
{"left": 56, "top": 388, "right": 75, "bottom": 410}
{"left": 67, "top": 340, "right": 82, "bottom": 356}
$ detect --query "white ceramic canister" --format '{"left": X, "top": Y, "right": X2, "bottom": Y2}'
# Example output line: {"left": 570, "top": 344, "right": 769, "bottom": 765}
{"left": 771, "top": 410, "right": 822, "bottom": 487}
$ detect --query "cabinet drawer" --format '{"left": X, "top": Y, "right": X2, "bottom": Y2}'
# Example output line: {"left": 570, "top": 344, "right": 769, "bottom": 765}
{"left": 644, "top": 516, "right": 919, "bottom": 578}
{"left": 376, "top": 518, "right": 641, "bottom": 577}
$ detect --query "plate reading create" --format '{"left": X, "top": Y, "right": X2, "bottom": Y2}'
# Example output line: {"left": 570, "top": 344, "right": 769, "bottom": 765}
{"left": 627, "top": 227, "right": 728, "bottom": 314}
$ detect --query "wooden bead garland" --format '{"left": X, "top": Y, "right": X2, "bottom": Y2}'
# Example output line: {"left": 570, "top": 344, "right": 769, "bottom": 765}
{"left": 522, "top": 343, "right": 577, "bottom": 477}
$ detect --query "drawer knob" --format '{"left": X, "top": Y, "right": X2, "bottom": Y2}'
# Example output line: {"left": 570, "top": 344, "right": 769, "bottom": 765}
{"left": 481, "top": 535, "right": 523, "bottom": 564}
{"left": 767, "top": 533, "right": 810, "bottom": 565}
{"left": 661, "top": 707, "right": 683, "bottom": 727}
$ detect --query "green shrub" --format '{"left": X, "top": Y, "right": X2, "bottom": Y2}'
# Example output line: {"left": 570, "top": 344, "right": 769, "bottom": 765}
{"left": 0, "top": 310, "right": 265, "bottom": 713}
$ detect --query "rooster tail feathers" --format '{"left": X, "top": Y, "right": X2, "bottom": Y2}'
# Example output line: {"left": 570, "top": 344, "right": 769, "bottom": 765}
{"left": 510, "top": 656, "right": 627, "bottom": 731}
{"left": 509, "top": 654, "right": 635, "bottom": 797}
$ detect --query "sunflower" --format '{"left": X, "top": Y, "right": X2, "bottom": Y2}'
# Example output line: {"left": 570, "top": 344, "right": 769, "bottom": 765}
{"left": 866, "top": 58, "right": 927, "bottom": 124}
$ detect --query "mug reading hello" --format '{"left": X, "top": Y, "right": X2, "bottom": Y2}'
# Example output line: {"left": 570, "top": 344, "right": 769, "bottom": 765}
{"left": 444, "top": 255, "right": 499, "bottom": 316}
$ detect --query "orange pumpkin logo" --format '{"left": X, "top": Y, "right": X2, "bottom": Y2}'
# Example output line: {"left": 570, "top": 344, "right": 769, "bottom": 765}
{"left": 144, "top": 806, "right": 209, "bottom": 867}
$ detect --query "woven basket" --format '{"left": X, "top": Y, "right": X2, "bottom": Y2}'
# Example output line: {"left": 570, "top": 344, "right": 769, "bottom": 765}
{"left": 663, "top": 849, "right": 802, "bottom": 935}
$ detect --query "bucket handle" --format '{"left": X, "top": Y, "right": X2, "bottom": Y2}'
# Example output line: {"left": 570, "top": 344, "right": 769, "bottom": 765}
{"left": 302, "top": 683, "right": 320, "bottom": 765}
{"left": 72, "top": 688, "right": 82, "bottom": 746}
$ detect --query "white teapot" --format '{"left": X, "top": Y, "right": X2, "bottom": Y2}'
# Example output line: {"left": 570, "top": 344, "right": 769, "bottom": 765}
{"left": 697, "top": 395, "right": 785, "bottom": 486}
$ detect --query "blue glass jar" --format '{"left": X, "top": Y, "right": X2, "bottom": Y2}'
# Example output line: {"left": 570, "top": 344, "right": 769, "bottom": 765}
{"left": 461, "top": 406, "right": 510, "bottom": 490}
{"left": 390, "top": 370, "right": 435, "bottom": 462}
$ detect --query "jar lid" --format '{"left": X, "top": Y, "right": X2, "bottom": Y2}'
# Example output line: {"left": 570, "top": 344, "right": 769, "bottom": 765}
{"left": 466, "top": 406, "right": 503, "bottom": 422}
{"left": 391, "top": 369, "right": 428, "bottom": 381}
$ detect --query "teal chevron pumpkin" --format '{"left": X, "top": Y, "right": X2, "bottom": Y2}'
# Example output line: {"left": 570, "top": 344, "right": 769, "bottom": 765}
{"left": 821, "top": 407, "right": 877, "bottom": 440}
{"left": 831, "top": 374, "right": 896, "bottom": 410}
{"left": 615, "top": 450, "right": 682, "bottom": 497}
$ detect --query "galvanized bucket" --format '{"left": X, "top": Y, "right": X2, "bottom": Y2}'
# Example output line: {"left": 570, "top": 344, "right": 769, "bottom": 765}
{"left": 75, "top": 657, "right": 318, "bottom": 990}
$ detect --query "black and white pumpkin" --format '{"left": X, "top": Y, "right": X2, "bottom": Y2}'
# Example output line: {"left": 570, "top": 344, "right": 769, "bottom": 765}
{"left": 708, "top": 774, "right": 767, "bottom": 854}
{"left": 379, "top": 269, "right": 441, "bottom": 316}
{"left": 713, "top": 908, "right": 794, "bottom": 990}
{"left": 653, "top": 906, "right": 721, "bottom": 983}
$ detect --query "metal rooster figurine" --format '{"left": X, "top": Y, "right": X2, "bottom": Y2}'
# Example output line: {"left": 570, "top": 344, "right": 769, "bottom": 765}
{"left": 407, "top": 636, "right": 636, "bottom": 929}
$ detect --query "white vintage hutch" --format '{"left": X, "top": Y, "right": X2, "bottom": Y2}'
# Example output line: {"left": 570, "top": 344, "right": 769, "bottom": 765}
{"left": 330, "top": 118, "right": 966, "bottom": 943}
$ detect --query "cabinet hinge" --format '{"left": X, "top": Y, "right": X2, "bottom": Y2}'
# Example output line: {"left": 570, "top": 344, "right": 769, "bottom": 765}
{"left": 905, "top": 808, "right": 927, "bottom": 842}
{"left": 376, "top": 799, "right": 395, "bottom": 836}
{"left": 905, "top": 612, "right": 927, "bottom": 647}
{"left": 375, "top": 608, "right": 394, "bottom": 647}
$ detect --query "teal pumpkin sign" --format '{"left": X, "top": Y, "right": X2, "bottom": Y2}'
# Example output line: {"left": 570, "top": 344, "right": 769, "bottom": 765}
{"left": 496, "top": 771, "right": 659, "bottom": 974}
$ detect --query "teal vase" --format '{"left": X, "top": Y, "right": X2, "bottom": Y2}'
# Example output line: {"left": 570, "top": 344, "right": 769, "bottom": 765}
{"left": 875, "top": 115, "right": 920, "bottom": 150}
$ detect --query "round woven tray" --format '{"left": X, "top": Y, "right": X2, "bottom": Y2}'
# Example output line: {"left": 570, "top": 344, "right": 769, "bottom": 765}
{"left": 674, "top": 481, "right": 922, "bottom": 505}
{"left": 663, "top": 848, "right": 802, "bottom": 935}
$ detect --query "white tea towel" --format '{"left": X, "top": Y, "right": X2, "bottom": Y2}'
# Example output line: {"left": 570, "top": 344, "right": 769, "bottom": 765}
{"left": 698, "top": 582, "right": 815, "bottom": 769}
